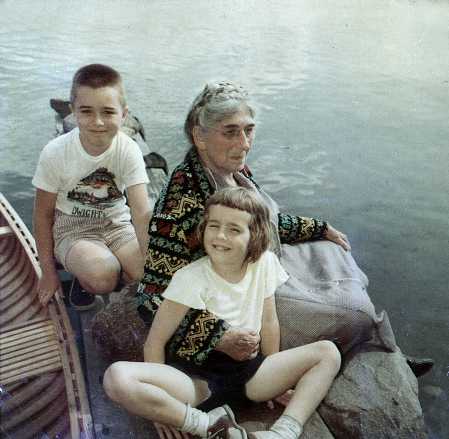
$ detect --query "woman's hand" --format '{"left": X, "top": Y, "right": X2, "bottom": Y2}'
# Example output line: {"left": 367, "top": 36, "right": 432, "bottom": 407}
{"left": 215, "top": 327, "right": 260, "bottom": 361}
{"left": 154, "top": 422, "right": 191, "bottom": 439}
{"left": 324, "top": 224, "right": 351, "bottom": 251}
{"left": 37, "top": 272, "right": 62, "bottom": 306}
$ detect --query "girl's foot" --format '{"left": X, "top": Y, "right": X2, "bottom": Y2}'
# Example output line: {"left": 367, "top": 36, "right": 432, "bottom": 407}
{"left": 248, "top": 415, "right": 303, "bottom": 439}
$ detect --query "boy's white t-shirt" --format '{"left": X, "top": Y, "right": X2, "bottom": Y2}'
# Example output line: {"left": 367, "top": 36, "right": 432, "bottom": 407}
{"left": 163, "top": 251, "right": 289, "bottom": 333}
{"left": 32, "top": 128, "right": 149, "bottom": 221}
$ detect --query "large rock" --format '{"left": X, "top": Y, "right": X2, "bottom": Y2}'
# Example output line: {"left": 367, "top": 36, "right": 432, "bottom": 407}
{"left": 320, "top": 349, "right": 427, "bottom": 439}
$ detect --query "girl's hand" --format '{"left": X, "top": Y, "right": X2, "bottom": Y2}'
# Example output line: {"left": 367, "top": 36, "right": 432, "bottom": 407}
{"left": 216, "top": 327, "right": 260, "bottom": 361}
{"left": 266, "top": 389, "right": 294, "bottom": 409}
{"left": 154, "top": 422, "right": 191, "bottom": 439}
{"left": 324, "top": 224, "right": 351, "bottom": 251}
{"left": 37, "top": 272, "right": 62, "bottom": 306}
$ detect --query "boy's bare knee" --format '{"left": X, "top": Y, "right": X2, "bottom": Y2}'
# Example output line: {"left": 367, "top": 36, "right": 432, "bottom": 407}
{"left": 122, "top": 267, "right": 143, "bottom": 284}
{"left": 67, "top": 246, "right": 121, "bottom": 292}
{"left": 78, "top": 259, "right": 120, "bottom": 293}
{"left": 121, "top": 254, "right": 144, "bottom": 284}
{"left": 82, "top": 275, "right": 118, "bottom": 294}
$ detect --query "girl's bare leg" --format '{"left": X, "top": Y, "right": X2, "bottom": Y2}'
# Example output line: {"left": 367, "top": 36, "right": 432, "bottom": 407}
{"left": 103, "top": 361, "right": 210, "bottom": 427}
{"left": 245, "top": 340, "right": 341, "bottom": 426}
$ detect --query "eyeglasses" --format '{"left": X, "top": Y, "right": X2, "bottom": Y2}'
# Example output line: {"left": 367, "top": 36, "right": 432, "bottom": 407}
{"left": 205, "top": 125, "right": 256, "bottom": 141}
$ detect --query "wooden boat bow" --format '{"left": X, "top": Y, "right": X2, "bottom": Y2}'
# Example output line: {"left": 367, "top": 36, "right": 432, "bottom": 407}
{"left": 0, "top": 193, "right": 94, "bottom": 439}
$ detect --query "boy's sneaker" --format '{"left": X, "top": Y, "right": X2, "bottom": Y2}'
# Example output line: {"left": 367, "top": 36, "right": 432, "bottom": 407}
{"left": 207, "top": 405, "right": 247, "bottom": 438}
{"left": 68, "top": 278, "right": 97, "bottom": 311}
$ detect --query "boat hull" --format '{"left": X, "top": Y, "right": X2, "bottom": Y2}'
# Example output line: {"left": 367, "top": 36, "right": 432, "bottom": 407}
{"left": 0, "top": 193, "right": 93, "bottom": 439}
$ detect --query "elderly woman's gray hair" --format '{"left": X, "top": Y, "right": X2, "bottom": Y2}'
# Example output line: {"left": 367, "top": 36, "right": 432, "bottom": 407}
{"left": 184, "top": 81, "right": 256, "bottom": 146}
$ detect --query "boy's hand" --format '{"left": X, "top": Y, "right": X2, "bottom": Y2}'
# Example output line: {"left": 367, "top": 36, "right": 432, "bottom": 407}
{"left": 37, "top": 272, "right": 62, "bottom": 306}
{"left": 215, "top": 327, "right": 260, "bottom": 361}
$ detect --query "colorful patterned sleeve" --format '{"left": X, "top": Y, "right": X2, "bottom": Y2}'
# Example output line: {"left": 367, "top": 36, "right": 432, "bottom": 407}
{"left": 137, "top": 165, "right": 229, "bottom": 365}
{"left": 277, "top": 213, "right": 328, "bottom": 244}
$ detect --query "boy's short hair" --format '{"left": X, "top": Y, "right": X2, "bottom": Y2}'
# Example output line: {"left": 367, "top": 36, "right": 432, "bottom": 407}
{"left": 197, "top": 187, "right": 272, "bottom": 263}
{"left": 70, "top": 64, "right": 127, "bottom": 107}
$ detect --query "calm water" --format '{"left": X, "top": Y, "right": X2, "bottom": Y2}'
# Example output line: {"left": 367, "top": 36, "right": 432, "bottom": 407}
{"left": 1, "top": 0, "right": 448, "bottom": 436}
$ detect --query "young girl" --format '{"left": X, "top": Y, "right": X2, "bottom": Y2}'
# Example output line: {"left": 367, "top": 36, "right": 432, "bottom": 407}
{"left": 103, "top": 187, "right": 341, "bottom": 439}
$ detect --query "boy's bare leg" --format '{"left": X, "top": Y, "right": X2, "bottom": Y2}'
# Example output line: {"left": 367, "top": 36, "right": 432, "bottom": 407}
{"left": 103, "top": 361, "right": 210, "bottom": 427}
{"left": 66, "top": 240, "right": 121, "bottom": 293}
{"left": 113, "top": 238, "right": 145, "bottom": 284}
{"left": 245, "top": 341, "right": 341, "bottom": 426}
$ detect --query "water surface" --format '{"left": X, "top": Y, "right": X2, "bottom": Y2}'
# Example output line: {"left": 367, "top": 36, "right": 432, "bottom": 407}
{"left": 0, "top": 1, "right": 448, "bottom": 436}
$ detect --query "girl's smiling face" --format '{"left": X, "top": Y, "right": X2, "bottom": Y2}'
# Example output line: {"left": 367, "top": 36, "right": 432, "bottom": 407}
{"left": 203, "top": 204, "right": 251, "bottom": 274}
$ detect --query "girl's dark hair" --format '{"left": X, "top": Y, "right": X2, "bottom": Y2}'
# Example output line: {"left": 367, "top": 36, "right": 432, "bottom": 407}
{"left": 70, "top": 63, "right": 127, "bottom": 106}
{"left": 197, "top": 187, "right": 271, "bottom": 263}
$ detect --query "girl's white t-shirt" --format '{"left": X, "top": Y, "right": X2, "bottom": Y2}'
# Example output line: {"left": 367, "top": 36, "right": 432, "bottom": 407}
{"left": 163, "top": 251, "right": 289, "bottom": 333}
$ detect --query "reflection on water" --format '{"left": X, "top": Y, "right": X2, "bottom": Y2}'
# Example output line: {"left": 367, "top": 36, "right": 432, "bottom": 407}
{"left": 0, "top": 0, "right": 448, "bottom": 436}
{"left": 250, "top": 143, "right": 331, "bottom": 197}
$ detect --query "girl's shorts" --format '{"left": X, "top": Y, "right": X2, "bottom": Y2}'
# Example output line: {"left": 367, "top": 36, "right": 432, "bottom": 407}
{"left": 53, "top": 210, "right": 137, "bottom": 270}
{"left": 170, "top": 351, "right": 265, "bottom": 411}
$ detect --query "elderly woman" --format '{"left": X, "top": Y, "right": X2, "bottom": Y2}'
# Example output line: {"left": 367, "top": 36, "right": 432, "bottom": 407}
{"left": 135, "top": 81, "right": 395, "bottom": 366}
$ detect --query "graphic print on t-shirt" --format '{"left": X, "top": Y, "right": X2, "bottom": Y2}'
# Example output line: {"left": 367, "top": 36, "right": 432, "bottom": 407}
{"left": 67, "top": 167, "right": 123, "bottom": 216}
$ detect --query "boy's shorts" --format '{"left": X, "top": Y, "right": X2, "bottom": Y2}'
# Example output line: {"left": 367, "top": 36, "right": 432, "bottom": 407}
{"left": 53, "top": 210, "right": 137, "bottom": 270}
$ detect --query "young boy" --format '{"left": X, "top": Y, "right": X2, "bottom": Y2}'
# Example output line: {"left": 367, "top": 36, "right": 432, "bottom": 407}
{"left": 32, "top": 64, "right": 150, "bottom": 310}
